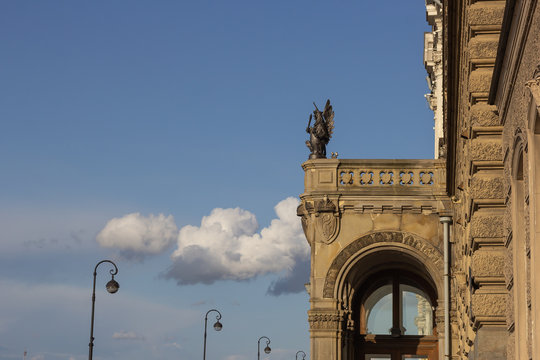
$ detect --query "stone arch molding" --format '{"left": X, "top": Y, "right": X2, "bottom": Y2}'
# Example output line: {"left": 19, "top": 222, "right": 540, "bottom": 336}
{"left": 323, "top": 231, "right": 444, "bottom": 298}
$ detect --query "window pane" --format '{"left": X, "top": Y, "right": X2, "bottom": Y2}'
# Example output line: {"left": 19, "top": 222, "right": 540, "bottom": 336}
{"left": 365, "top": 284, "right": 392, "bottom": 335}
{"left": 401, "top": 285, "right": 433, "bottom": 335}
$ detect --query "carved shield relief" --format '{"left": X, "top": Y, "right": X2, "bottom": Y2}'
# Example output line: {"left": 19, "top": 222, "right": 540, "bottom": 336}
{"left": 298, "top": 197, "right": 340, "bottom": 245}
{"left": 313, "top": 197, "right": 340, "bottom": 244}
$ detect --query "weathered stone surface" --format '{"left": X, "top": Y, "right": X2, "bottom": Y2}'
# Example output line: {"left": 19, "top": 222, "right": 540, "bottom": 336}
{"left": 470, "top": 104, "right": 500, "bottom": 126}
{"left": 472, "top": 326, "right": 508, "bottom": 360}
{"left": 470, "top": 174, "right": 504, "bottom": 199}
{"left": 505, "top": 244, "right": 513, "bottom": 287}
{"left": 469, "top": 36, "right": 500, "bottom": 59}
{"left": 506, "top": 292, "right": 514, "bottom": 329}
{"left": 471, "top": 250, "right": 505, "bottom": 277}
{"left": 468, "top": 3, "right": 505, "bottom": 26}
{"left": 469, "top": 69, "right": 494, "bottom": 93}
{"left": 507, "top": 332, "right": 515, "bottom": 360}
{"left": 472, "top": 293, "right": 506, "bottom": 317}
{"left": 470, "top": 139, "right": 503, "bottom": 161}
{"left": 471, "top": 214, "right": 504, "bottom": 238}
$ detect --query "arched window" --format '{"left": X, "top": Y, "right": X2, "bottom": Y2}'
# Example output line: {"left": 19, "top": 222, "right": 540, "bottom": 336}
{"left": 364, "top": 282, "right": 433, "bottom": 336}
{"left": 355, "top": 270, "right": 438, "bottom": 360}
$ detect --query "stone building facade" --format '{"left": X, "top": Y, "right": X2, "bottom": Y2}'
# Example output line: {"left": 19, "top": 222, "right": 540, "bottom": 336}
{"left": 298, "top": 1, "right": 540, "bottom": 359}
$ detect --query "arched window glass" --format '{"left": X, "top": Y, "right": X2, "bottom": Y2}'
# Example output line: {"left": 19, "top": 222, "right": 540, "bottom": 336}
{"left": 365, "top": 284, "right": 392, "bottom": 334}
{"left": 363, "top": 279, "right": 433, "bottom": 336}
{"left": 401, "top": 285, "right": 433, "bottom": 335}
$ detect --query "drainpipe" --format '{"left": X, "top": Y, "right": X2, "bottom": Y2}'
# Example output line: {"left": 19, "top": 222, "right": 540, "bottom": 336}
{"left": 440, "top": 216, "right": 452, "bottom": 359}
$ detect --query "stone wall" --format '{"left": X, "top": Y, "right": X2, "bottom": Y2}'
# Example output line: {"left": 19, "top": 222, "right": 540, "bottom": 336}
{"left": 494, "top": 0, "right": 540, "bottom": 357}
{"left": 445, "top": 0, "right": 507, "bottom": 358}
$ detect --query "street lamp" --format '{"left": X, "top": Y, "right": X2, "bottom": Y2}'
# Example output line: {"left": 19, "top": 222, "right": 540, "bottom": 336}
{"left": 296, "top": 350, "right": 306, "bottom": 360}
{"left": 88, "top": 260, "right": 119, "bottom": 360}
{"left": 203, "top": 309, "right": 222, "bottom": 360}
{"left": 257, "top": 336, "right": 271, "bottom": 360}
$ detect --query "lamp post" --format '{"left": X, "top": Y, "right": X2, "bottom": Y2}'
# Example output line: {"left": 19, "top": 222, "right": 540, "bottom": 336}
{"left": 257, "top": 336, "right": 271, "bottom": 360}
{"left": 295, "top": 350, "right": 306, "bottom": 360}
{"left": 203, "top": 309, "right": 222, "bottom": 360}
{"left": 88, "top": 260, "right": 119, "bottom": 360}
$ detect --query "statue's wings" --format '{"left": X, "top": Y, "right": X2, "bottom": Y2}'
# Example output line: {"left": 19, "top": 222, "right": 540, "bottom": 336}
{"left": 323, "top": 99, "right": 334, "bottom": 138}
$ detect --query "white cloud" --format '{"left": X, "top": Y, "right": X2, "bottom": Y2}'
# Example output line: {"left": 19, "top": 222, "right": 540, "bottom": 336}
{"left": 97, "top": 213, "right": 178, "bottom": 259}
{"left": 164, "top": 197, "right": 308, "bottom": 285}
{"left": 112, "top": 331, "right": 145, "bottom": 341}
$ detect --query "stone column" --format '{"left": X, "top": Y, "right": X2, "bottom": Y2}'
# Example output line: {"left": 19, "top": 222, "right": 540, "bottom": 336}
{"left": 308, "top": 308, "right": 345, "bottom": 360}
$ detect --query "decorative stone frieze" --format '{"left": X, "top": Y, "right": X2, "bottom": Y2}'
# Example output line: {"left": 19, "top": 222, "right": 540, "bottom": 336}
{"left": 308, "top": 311, "right": 345, "bottom": 331}
{"left": 323, "top": 231, "right": 443, "bottom": 298}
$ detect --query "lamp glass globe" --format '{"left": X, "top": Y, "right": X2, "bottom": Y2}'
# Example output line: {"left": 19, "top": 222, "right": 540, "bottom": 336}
{"left": 106, "top": 279, "right": 119, "bottom": 294}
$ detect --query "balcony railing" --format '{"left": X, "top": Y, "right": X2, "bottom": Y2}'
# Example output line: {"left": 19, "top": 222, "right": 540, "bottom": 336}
{"left": 302, "top": 159, "right": 446, "bottom": 197}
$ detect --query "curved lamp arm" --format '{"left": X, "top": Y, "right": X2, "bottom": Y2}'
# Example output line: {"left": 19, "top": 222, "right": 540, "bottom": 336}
{"left": 203, "top": 309, "right": 223, "bottom": 360}
{"left": 89, "top": 260, "right": 119, "bottom": 360}
{"left": 257, "top": 336, "right": 271, "bottom": 360}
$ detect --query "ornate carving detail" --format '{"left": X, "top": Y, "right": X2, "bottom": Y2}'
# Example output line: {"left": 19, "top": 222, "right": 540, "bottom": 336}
{"left": 360, "top": 171, "right": 374, "bottom": 185}
{"left": 323, "top": 231, "right": 443, "bottom": 298}
{"left": 399, "top": 171, "right": 413, "bottom": 185}
{"left": 315, "top": 196, "right": 336, "bottom": 213}
{"left": 420, "top": 171, "right": 434, "bottom": 185}
{"left": 379, "top": 171, "right": 394, "bottom": 185}
{"left": 313, "top": 196, "right": 340, "bottom": 244}
{"left": 308, "top": 312, "right": 345, "bottom": 330}
{"left": 340, "top": 171, "right": 354, "bottom": 185}
{"left": 335, "top": 169, "right": 437, "bottom": 186}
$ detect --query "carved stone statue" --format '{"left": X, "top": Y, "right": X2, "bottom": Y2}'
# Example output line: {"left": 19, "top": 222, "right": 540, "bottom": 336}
{"left": 306, "top": 100, "right": 334, "bottom": 159}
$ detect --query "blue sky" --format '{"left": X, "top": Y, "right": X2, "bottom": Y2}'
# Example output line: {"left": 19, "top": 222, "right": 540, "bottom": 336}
{"left": 0, "top": 1, "right": 433, "bottom": 360}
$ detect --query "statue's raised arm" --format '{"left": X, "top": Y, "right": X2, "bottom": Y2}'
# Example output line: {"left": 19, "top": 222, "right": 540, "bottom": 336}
{"left": 305, "top": 99, "right": 334, "bottom": 159}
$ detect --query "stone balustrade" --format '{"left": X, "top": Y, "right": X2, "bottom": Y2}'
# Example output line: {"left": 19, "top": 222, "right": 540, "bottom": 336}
{"left": 302, "top": 159, "right": 446, "bottom": 197}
